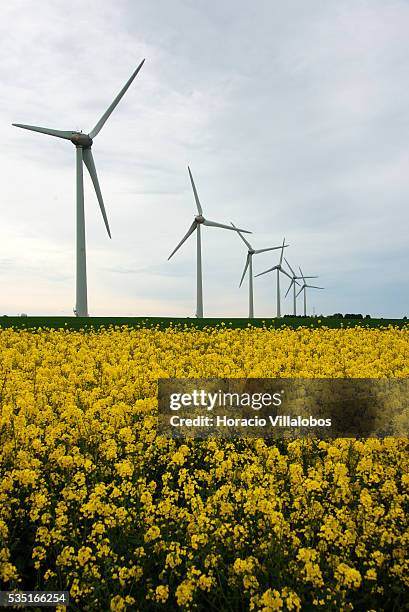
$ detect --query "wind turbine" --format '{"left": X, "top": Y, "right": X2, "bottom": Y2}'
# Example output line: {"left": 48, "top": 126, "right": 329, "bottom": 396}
{"left": 284, "top": 258, "right": 318, "bottom": 316}
{"left": 168, "top": 167, "right": 251, "bottom": 318}
{"left": 13, "top": 59, "right": 146, "bottom": 317}
{"left": 255, "top": 239, "right": 292, "bottom": 318}
{"left": 232, "top": 223, "right": 287, "bottom": 319}
{"left": 296, "top": 267, "right": 324, "bottom": 316}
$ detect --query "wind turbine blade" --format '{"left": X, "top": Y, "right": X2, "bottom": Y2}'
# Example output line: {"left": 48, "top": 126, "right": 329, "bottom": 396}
{"left": 168, "top": 221, "right": 197, "bottom": 260}
{"left": 12, "top": 123, "right": 73, "bottom": 140}
{"left": 279, "top": 268, "right": 292, "bottom": 280}
{"left": 279, "top": 238, "right": 286, "bottom": 266}
{"left": 305, "top": 285, "right": 324, "bottom": 290}
{"left": 204, "top": 219, "right": 251, "bottom": 233}
{"left": 231, "top": 222, "right": 253, "bottom": 249}
{"left": 82, "top": 148, "right": 111, "bottom": 238}
{"left": 284, "top": 257, "right": 296, "bottom": 277}
{"left": 302, "top": 276, "right": 319, "bottom": 279}
{"left": 188, "top": 167, "right": 203, "bottom": 215}
{"left": 285, "top": 279, "right": 294, "bottom": 298}
{"left": 89, "top": 59, "right": 145, "bottom": 139}
{"left": 254, "top": 245, "right": 285, "bottom": 254}
{"left": 239, "top": 254, "right": 250, "bottom": 287}
{"left": 299, "top": 266, "right": 306, "bottom": 282}
{"left": 255, "top": 265, "right": 277, "bottom": 278}
{"left": 296, "top": 286, "right": 305, "bottom": 298}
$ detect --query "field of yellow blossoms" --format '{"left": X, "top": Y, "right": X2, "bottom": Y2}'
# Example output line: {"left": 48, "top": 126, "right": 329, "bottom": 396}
{"left": 0, "top": 324, "right": 408, "bottom": 611}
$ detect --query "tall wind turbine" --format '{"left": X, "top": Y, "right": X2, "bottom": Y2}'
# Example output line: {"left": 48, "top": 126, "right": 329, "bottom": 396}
{"left": 284, "top": 258, "right": 318, "bottom": 316}
{"left": 13, "top": 59, "right": 145, "bottom": 317}
{"left": 232, "top": 223, "right": 286, "bottom": 319}
{"left": 296, "top": 267, "right": 324, "bottom": 316}
{"left": 168, "top": 167, "right": 251, "bottom": 318}
{"left": 255, "top": 239, "right": 292, "bottom": 318}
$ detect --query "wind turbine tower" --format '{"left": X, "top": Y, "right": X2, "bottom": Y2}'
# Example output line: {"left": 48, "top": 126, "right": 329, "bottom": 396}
{"left": 232, "top": 224, "right": 287, "bottom": 318}
{"left": 284, "top": 258, "right": 318, "bottom": 316}
{"left": 296, "top": 267, "right": 324, "bottom": 316}
{"left": 168, "top": 167, "right": 251, "bottom": 318}
{"left": 13, "top": 59, "right": 146, "bottom": 316}
{"left": 255, "top": 239, "right": 292, "bottom": 317}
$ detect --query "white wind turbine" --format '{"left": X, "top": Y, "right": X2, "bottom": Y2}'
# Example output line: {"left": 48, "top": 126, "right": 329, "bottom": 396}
{"left": 284, "top": 258, "right": 318, "bottom": 316}
{"left": 168, "top": 167, "right": 251, "bottom": 318}
{"left": 255, "top": 239, "right": 292, "bottom": 318}
{"left": 296, "top": 267, "right": 324, "bottom": 316}
{"left": 13, "top": 59, "right": 145, "bottom": 317}
{"left": 231, "top": 223, "right": 287, "bottom": 319}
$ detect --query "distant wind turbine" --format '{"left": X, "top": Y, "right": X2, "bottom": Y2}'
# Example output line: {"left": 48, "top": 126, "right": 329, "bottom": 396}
{"left": 168, "top": 167, "right": 251, "bottom": 318}
{"left": 284, "top": 258, "right": 318, "bottom": 316}
{"left": 13, "top": 59, "right": 146, "bottom": 317}
{"left": 296, "top": 267, "right": 324, "bottom": 316}
{"left": 232, "top": 223, "right": 287, "bottom": 319}
{"left": 255, "top": 239, "right": 292, "bottom": 317}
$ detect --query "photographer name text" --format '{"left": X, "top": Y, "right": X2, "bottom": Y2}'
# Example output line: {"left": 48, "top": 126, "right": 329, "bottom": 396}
{"left": 169, "top": 414, "right": 332, "bottom": 428}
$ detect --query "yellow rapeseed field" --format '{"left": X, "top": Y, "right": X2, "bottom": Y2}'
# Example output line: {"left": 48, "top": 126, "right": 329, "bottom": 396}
{"left": 0, "top": 324, "right": 408, "bottom": 611}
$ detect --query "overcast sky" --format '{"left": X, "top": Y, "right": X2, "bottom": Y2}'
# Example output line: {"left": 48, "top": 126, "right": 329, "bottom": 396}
{"left": 1, "top": 0, "right": 409, "bottom": 318}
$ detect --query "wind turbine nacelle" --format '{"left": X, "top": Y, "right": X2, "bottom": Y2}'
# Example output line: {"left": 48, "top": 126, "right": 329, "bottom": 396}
{"left": 70, "top": 133, "right": 93, "bottom": 148}
{"left": 195, "top": 215, "right": 205, "bottom": 224}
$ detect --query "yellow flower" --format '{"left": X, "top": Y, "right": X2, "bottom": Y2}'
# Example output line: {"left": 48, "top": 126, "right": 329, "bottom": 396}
{"left": 144, "top": 525, "right": 161, "bottom": 542}
{"left": 77, "top": 546, "right": 93, "bottom": 567}
{"left": 365, "top": 568, "right": 377, "bottom": 581}
{"left": 175, "top": 579, "right": 195, "bottom": 606}
{"left": 243, "top": 574, "right": 259, "bottom": 591}
{"left": 335, "top": 562, "right": 362, "bottom": 589}
{"left": 110, "top": 595, "right": 126, "bottom": 611}
{"left": 259, "top": 588, "right": 284, "bottom": 611}
{"left": 155, "top": 585, "right": 169, "bottom": 603}
{"left": 233, "top": 556, "right": 258, "bottom": 574}
{"left": 115, "top": 460, "right": 134, "bottom": 479}
{"left": 0, "top": 560, "right": 19, "bottom": 582}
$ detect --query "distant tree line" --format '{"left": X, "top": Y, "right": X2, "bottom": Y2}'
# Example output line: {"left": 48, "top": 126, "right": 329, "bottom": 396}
{"left": 328, "top": 313, "right": 371, "bottom": 319}
{"left": 283, "top": 313, "right": 373, "bottom": 319}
